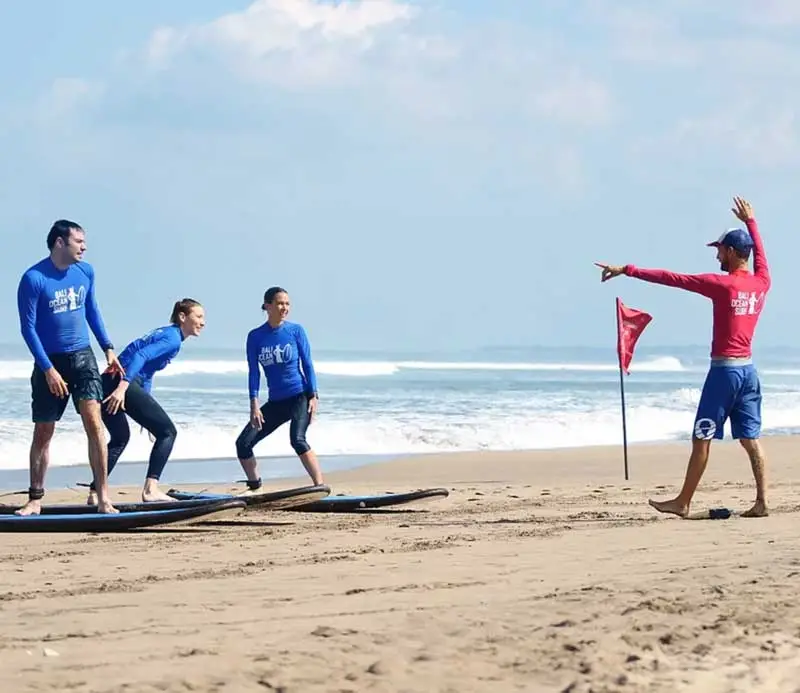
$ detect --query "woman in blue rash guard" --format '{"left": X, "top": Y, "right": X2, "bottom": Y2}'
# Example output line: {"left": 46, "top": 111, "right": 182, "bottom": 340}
{"left": 235, "top": 286, "right": 323, "bottom": 490}
{"left": 87, "top": 298, "right": 206, "bottom": 504}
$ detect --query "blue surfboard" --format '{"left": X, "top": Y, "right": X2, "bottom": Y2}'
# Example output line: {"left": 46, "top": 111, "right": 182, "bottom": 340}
{"left": 284, "top": 487, "right": 450, "bottom": 512}
{"left": 0, "top": 498, "right": 245, "bottom": 533}
{"left": 167, "top": 483, "right": 331, "bottom": 509}
{"left": 0, "top": 497, "right": 246, "bottom": 515}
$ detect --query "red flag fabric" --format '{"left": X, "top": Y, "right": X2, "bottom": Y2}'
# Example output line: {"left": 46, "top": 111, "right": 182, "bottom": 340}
{"left": 616, "top": 297, "right": 652, "bottom": 375}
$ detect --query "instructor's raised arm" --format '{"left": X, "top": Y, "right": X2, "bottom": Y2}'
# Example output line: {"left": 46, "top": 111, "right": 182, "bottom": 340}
{"left": 732, "top": 196, "right": 769, "bottom": 284}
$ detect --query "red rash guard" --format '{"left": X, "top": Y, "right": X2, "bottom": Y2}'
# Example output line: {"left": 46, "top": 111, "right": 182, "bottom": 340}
{"left": 622, "top": 219, "right": 770, "bottom": 360}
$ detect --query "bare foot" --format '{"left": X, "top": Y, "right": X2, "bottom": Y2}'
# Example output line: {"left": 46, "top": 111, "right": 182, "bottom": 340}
{"left": 741, "top": 500, "right": 769, "bottom": 518}
{"left": 86, "top": 491, "right": 98, "bottom": 506}
{"left": 97, "top": 499, "right": 119, "bottom": 514}
{"left": 648, "top": 498, "right": 689, "bottom": 518}
{"left": 142, "top": 487, "right": 177, "bottom": 503}
{"left": 14, "top": 500, "right": 42, "bottom": 516}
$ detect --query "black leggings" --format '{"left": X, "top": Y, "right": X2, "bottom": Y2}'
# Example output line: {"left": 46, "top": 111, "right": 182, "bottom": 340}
{"left": 90, "top": 372, "right": 178, "bottom": 489}
{"left": 235, "top": 392, "right": 312, "bottom": 459}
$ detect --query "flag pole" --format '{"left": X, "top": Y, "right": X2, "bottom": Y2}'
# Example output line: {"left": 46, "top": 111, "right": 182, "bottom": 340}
{"left": 615, "top": 298, "right": 630, "bottom": 481}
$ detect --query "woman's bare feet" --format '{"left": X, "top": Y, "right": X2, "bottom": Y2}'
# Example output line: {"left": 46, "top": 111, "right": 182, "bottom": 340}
{"left": 741, "top": 500, "right": 768, "bottom": 518}
{"left": 648, "top": 498, "right": 689, "bottom": 518}
{"left": 14, "top": 500, "right": 42, "bottom": 516}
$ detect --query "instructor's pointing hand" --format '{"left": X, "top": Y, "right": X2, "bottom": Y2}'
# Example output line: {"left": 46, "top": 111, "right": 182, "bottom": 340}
{"left": 594, "top": 262, "right": 625, "bottom": 282}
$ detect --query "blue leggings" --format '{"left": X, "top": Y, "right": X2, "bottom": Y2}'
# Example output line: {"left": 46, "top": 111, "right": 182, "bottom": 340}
{"left": 235, "top": 393, "right": 312, "bottom": 459}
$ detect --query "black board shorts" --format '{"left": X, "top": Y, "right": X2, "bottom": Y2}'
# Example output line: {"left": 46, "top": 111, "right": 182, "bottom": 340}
{"left": 30, "top": 347, "right": 104, "bottom": 423}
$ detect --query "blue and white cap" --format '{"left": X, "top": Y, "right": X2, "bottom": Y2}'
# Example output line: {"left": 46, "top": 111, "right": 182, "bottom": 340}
{"left": 707, "top": 227, "right": 754, "bottom": 253}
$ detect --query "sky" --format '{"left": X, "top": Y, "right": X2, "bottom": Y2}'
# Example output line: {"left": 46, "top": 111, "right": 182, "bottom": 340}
{"left": 1, "top": 0, "right": 799, "bottom": 355}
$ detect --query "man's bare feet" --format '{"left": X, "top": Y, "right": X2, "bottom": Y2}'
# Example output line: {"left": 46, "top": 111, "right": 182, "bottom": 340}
{"left": 648, "top": 498, "right": 689, "bottom": 518}
{"left": 142, "top": 486, "right": 177, "bottom": 503}
{"left": 741, "top": 500, "right": 769, "bottom": 518}
{"left": 96, "top": 499, "right": 119, "bottom": 514}
{"left": 14, "top": 500, "right": 42, "bottom": 516}
{"left": 86, "top": 490, "right": 98, "bottom": 506}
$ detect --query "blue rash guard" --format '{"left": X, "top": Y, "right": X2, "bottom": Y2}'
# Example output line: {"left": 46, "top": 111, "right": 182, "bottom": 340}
{"left": 246, "top": 321, "right": 318, "bottom": 402}
{"left": 117, "top": 324, "right": 184, "bottom": 394}
{"left": 17, "top": 258, "right": 113, "bottom": 371}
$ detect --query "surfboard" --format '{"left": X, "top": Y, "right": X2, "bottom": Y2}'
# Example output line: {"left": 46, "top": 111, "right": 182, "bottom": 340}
{"left": 166, "top": 483, "right": 331, "bottom": 509}
{"left": 0, "top": 498, "right": 245, "bottom": 533}
{"left": 0, "top": 497, "right": 247, "bottom": 515}
{"left": 283, "top": 487, "right": 450, "bottom": 512}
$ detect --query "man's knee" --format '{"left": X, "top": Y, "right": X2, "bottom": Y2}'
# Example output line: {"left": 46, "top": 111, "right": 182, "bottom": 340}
{"left": 738, "top": 437, "right": 761, "bottom": 453}
{"left": 690, "top": 437, "right": 712, "bottom": 458}
{"left": 77, "top": 397, "right": 102, "bottom": 421}
{"left": 32, "top": 422, "right": 56, "bottom": 448}
{"left": 77, "top": 399, "right": 106, "bottom": 437}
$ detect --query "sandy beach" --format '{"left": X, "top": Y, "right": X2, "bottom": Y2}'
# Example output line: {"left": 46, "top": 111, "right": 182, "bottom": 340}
{"left": 2, "top": 436, "right": 800, "bottom": 692}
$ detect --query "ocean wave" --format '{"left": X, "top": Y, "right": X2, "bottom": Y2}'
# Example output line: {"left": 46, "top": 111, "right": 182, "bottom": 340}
{"left": 0, "top": 392, "right": 797, "bottom": 470}
{"left": 0, "top": 355, "right": 688, "bottom": 381}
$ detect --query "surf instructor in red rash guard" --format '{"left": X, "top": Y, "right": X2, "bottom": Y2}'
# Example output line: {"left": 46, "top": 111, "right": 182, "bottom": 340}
{"left": 595, "top": 196, "right": 771, "bottom": 519}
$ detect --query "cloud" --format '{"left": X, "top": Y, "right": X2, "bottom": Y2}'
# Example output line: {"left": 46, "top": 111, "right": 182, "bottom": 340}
{"left": 581, "top": 0, "right": 800, "bottom": 167}
{"left": 146, "top": 0, "right": 419, "bottom": 88}
{"left": 667, "top": 108, "right": 800, "bottom": 168}
{"left": 34, "top": 78, "right": 103, "bottom": 127}
{"left": 14, "top": 0, "right": 622, "bottom": 200}
{"left": 137, "top": 0, "right": 614, "bottom": 131}
{"left": 739, "top": 0, "right": 800, "bottom": 27}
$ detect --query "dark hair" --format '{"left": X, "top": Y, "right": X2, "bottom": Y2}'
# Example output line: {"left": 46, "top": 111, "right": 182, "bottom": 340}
{"left": 732, "top": 248, "right": 752, "bottom": 261}
{"left": 170, "top": 298, "right": 202, "bottom": 325}
{"left": 262, "top": 286, "right": 288, "bottom": 309}
{"left": 47, "top": 219, "right": 83, "bottom": 250}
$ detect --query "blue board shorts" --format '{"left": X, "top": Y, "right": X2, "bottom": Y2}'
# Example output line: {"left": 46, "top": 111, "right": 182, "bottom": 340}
{"left": 693, "top": 362, "right": 762, "bottom": 441}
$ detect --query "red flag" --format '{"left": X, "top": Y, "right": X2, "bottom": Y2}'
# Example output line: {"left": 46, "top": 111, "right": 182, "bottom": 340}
{"left": 616, "top": 297, "right": 652, "bottom": 375}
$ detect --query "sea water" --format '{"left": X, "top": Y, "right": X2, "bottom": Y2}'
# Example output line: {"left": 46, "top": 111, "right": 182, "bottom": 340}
{"left": 1, "top": 343, "right": 799, "bottom": 489}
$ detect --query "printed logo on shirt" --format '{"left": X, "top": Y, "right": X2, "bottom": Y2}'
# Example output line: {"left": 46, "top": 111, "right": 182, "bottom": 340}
{"left": 731, "top": 291, "right": 763, "bottom": 316}
{"left": 258, "top": 343, "right": 293, "bottom": 366}
{"left": 49, "top": 286, "right": 86, "bottom": 315}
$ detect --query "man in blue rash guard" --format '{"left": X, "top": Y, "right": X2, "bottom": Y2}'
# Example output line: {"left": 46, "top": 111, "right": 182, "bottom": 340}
{"left": 235, "top": 286, "right": 324, "bottom": 489}
{"left": 89, "top": 298, "right": 206, "bottom": 504}
{"left": 16, "top": 219, "right": 123, "bottom": 516}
